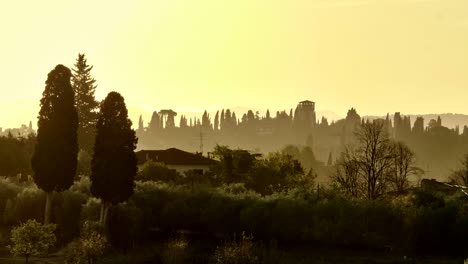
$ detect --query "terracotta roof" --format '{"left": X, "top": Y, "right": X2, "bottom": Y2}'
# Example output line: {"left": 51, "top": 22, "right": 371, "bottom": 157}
{"left": 136, "top": 148, "right": 217, "bottom": 166}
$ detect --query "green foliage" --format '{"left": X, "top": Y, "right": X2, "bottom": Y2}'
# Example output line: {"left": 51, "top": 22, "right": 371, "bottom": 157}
{"left": 80, "top": 197, "right": 101, "bottom": 223}
{"left": 116, "top": 181, "right": 468, "bottom": 256}
{"left": 0, "top": 179, "right": 89, "bottom": 246}
{"left": 0, "top": 134, "right": 35, "bottom": 177}
{"left": 65, "top": 221, "right": 108, "bottom": 264}
{"left": 52, "top": 190, "right": 87, "bottom": 243}
{"left": 213, "top": 232, "right": 259, "bottom": 264}
{"left": 211, "top": 145, "right": 313, "bottom": 195}
{"left": 137, "top": 161, "right": 180, "bottom": 183}
{"left": 32, "top": 64, "right": 78, "bottom": 193}
{"left": 412, "top": 189, "right": 446, "bottom": 209}
{"left": 10, "top": 186, "right": 44, "bottom": 224}
{"left": 9, "top": 219, "right": 56, "bottom": 261}
{"left": 77, "top": 150, "right": 92, "bottom": 177}
{"left": 106, "top": 202, "right": 145, "bottom": 250}
{"left": 162, "top": 236, "right": 190, "bottom": 264}
{"left": 449, "top": 153, "right": 468, "bottom": 186}
{"left": 91, "top": 92, "right": 137, "bottom": 205}
{"left": 211, "top": 145, "right": 257, "bottom": 183}
{"left": 246, "top": 151, "right": 307, "bottom": 195}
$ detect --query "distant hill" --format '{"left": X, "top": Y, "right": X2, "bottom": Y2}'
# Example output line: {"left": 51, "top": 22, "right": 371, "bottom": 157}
{"left": 364, "top": 113, "right": 468, "bottom": 130}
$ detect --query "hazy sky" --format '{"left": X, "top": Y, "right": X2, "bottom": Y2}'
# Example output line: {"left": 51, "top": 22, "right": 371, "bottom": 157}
{"left": 1, "top": 0, "right": 468, "bottom": 128}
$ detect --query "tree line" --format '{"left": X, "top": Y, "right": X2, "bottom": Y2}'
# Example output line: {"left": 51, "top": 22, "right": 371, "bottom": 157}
{"left": 137, "top": 105, "right": 468, "bottom": 181}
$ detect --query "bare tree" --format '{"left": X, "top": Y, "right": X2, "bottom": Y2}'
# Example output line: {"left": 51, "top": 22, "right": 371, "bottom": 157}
{"left": 334, "top": 122, "right": 422, "bottom": 199}
{"left": 449, "top": 153, "right": 468, "bottom": 186}
{"left": 388, "top": 141, "right": 423, "bottom": 194}
{"left": 334, "top": 149, "right": 361, "bottom": 198}
{"left": 355, "top": 121, "right": 394, "bottom": 200}
{"left": 334, "top": 121, "right": 394, "bottom": 200}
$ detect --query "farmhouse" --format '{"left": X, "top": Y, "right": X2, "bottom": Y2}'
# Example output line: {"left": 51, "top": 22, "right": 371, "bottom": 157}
{"left": 136, "top": 148, "right": 216, "bottom": 174}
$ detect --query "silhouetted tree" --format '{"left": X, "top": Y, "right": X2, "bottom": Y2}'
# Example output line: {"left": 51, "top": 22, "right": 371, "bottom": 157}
{"left": 327, "top": 152, "right": 333, "bottom": 166}
{"left": 224, "top": 109, "right": 232, "bottom": 130}
{"left": 232, "top": 112, "right": 237, "bottom": 128}
{"left": 71, "top": 54, "right": 99, "bottom": 154}
{"left": 214, "top": 111, "right": 219, "bottom": 131}
{"left": 148, "top": 111, "right": 161, "bottom": 133}
{"left": 0, "top": 134, "right": 35, "bottom": 177}
{"left": 159, "top": 109, "right": 177, "bottom": 129}
{"left": 463, "top": 126, "right": 468, "bottom": 137}
{"left": 138, "top": 115, "right": 144, "bottom": 131}
{"left": 388, "top": 141, "right": 422, "bottom": 194}
{"left": 334, "top": 149, "right": 361, "bottom": 198}
{"left": 179, "top": 115, "right": 188, "bottom": 128}
{"left": 413, "top": 117, "right": 424, "bottom": 134}
{"left": 335, "top": 122, "right": 393, "bottom": 200}
{"left": 202, "top": 110, "right": 211, "bottom": 130}
{"left": 91, "top": 92, "right": 137, "bottom": 225}
{"left": 31, "top": 65, "right": 78, "bottom": 224}
{"left": 449, "top": 153, "right": 468, "bottom": 186}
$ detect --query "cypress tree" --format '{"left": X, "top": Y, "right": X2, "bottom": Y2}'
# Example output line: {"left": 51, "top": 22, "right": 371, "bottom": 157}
{"left": 148, "top": 111, "right": 161, "bottom": 133}
{"left": 90, "top": 92, "right": 137, "bottom": 225}
{"left": 220, "top": 109, "right": 225, "bottom": 130}
{"left": 71, "top": 54, "right": 99, "bottom": 154}
{"left": 202, "top": 110, "right": 211, "bottom": 129}
{"left": 138, "top": 115, "right": 144, "bottom": 131}
{"left": 214, "top": 111, "right": 219, "bottom": 131}
{"left": 31, "top": 65, "right": 78, "bottom": 224}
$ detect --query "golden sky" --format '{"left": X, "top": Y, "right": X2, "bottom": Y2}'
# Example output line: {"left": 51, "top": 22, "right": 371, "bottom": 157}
{"left": 1, "top": 0, "right": 468, "bottom": 128}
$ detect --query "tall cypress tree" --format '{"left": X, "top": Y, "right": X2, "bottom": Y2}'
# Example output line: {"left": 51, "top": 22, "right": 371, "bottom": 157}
{"left": 214, "top": 111, "right": 219, "bottom": 131}
{"left": 220, "top": 109, "right": 225, "bottom": 131}
{"left": 138, "top": 115, "right": 144, "bottom": 131}
{"left": 91, "top": 92, "right": 137, "bottom": 225}
{"left": 31, "top": 65, "right": 78, "bottom": 224}
{"left": 71, "top": 54, "right": 99, "bottom": 154}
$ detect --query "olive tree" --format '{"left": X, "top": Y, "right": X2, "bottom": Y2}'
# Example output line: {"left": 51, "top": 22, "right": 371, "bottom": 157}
{"left": 9, "top": 219, "right": 56, "bottom": 264}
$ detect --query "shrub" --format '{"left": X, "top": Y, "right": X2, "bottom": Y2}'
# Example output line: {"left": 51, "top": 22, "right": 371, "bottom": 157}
{"left": 9, "top": 219, "right": 56, "bottom": 264}
{"left": 137, "top": 161, "right": 181, "bottom": 183}
{"left": 65, "top": 221, "right": 109, "bottom": 264}
{"left": 12, "top": 186, "right": 44, "bottom": 224}
{"left": 162, "top": 236, "right": 190, "bottom": 264}
{"left": 213, "top": 232, "right": 259, "bottom": 264}
{"left": 53, "top": 190, "right": 87, "bottom": 244}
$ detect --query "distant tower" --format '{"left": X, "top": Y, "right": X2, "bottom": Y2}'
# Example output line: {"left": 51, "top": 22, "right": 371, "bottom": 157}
{"left": 294, "top": 100, "right": 316, "bottom": 131}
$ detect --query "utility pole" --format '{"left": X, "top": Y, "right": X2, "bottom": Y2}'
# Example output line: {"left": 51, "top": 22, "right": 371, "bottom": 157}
{"left": 199, "top": 126, "right": 203, "bottom": 155}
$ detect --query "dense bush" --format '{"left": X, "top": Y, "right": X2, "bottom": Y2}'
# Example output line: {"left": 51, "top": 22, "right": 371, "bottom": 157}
{"left": 111, "top": 181, "right": 468, "bottom": 257}
{"left": 137, "top": 161, "right": 181, "bottom": 183}
{"left": 0, "top": 177, "right": 90, "bottom": 246}
{"left": 0, "top": 175, "right": 467, "bottom": 258}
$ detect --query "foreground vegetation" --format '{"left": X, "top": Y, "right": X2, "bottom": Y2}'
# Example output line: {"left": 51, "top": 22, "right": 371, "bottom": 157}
{"left": 0, "top": 176, "right": 466, "bottom": 263}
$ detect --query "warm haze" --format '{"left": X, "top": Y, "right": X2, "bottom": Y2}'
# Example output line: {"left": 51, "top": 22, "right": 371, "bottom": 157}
{"left": 1, "top": 0, "right": 468, "bottom": 128}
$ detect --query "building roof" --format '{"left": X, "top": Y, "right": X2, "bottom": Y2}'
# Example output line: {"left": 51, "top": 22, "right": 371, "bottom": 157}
{"left": 299, "top": 100, "right": 315, "bottom": 104}
{"left": 136, "top": 148, "right": 217, "bottom": 166}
